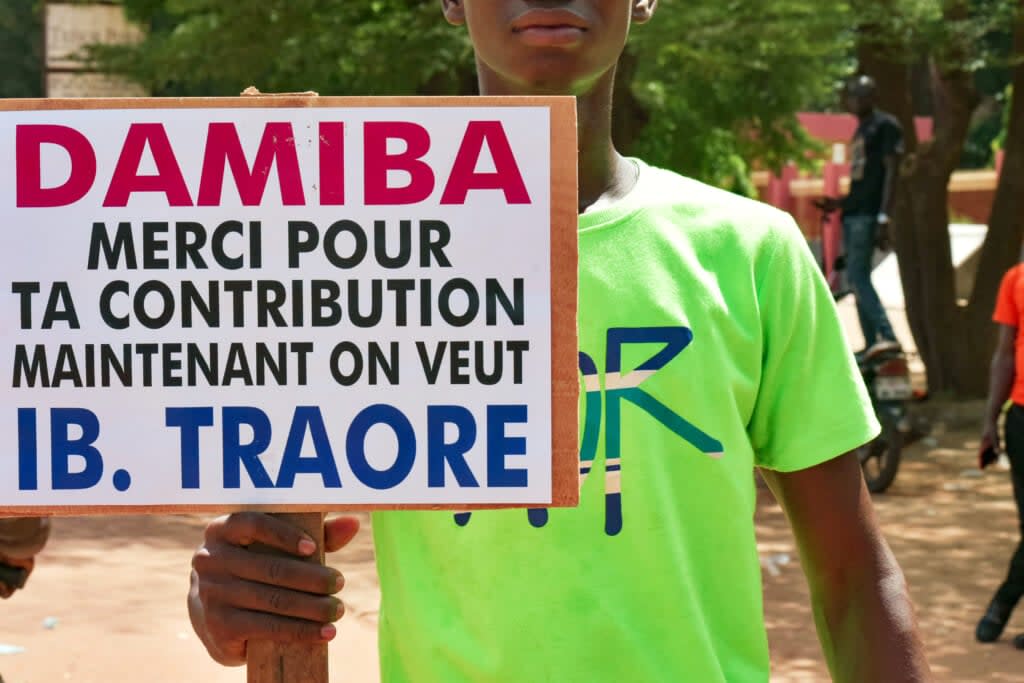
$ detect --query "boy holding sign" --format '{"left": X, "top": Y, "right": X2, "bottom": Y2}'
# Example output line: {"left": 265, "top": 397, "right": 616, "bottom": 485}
{"left": 188, "top": 1, "right": 931, "bottom": 680}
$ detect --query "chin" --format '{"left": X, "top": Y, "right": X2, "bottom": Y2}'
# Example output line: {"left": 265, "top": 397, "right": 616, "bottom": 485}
{"left": 519, "top": 74, "right": 582, "bottom": 95}
{"left": 477, "top": 51, "right": 607, "bottom": 97}
{"left": 507, "top": 61, "right": 605, "bottom": 96}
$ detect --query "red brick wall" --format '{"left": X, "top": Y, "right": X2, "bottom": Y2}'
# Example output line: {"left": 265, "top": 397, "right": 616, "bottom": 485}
{"left": 949, "top": 189, "right": 994, "bottom": 224}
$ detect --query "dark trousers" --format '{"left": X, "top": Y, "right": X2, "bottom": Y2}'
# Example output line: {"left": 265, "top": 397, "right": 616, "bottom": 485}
{"left": 994, "top": 403, "right": 1024, "bottom": 607}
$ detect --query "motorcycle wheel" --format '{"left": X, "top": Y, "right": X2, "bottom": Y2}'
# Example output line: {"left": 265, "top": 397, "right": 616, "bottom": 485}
{"left": 857, "top": 424, "right": 902, "bottom": 494}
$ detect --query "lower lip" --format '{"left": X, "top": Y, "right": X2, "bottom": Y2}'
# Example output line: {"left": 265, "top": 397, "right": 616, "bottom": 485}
{"left": 515, "top": 26, "right": 585, "bottom": 47}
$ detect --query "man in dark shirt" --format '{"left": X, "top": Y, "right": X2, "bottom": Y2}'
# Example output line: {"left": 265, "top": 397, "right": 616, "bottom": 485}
{"left": 820, "top": 75, "right": 904, "bottom": 353}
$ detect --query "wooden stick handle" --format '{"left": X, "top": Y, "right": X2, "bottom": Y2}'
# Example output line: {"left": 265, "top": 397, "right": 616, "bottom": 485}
{"left": 247, "top": 512, "right": 328, "bottom": 683}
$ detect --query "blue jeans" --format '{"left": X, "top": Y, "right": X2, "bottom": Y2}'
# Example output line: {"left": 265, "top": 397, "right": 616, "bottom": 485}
{"left": 843, "top": 214, "right": 895, "bottom": 346}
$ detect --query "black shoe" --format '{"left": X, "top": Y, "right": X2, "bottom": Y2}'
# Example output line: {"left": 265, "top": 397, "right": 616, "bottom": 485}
{"left": 976, "top": 600, "right": 1013, "bottom": 643}
{"left": 1014, "top": 633, "right": 1024, "bottom": 650}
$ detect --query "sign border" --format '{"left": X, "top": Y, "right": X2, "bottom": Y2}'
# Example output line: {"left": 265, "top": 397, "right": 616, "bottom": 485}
{"left": 0, "top": 95, "right": 579, "bottom": 514}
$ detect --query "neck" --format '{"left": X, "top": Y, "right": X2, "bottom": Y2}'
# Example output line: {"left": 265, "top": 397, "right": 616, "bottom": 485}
{"left": 574, "top": 69, "right": 630, "bottom": 212}
{"left": 476, "top": 65, "right": 631, "bottom": 213}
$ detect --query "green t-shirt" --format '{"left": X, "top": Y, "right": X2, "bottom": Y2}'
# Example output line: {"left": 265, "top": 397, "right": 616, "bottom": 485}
{"left": 371, "top": 161, "right": 879, "bottom": 682}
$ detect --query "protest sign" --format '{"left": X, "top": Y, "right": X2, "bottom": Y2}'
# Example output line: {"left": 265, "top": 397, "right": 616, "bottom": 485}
{"left": 0, "top": 96, "right": 579, "bottom": 515}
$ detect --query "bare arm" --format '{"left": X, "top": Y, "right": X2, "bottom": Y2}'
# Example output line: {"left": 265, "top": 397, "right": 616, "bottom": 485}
{"left": 874, "top": 153, "right": 900, "bottom": 249}
{"left": 880, "top": 154, "right": 899, "bottom": 217}
{"left": 982, "top": 324, "right": 1016, "bottom": 451}
{"left": 760, "top": 453, "right": 931, "bottom": 682}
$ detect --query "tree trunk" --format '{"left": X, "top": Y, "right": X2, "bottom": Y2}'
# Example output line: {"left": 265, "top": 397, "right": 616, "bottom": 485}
{"left": 858, "top": 2, "right": 993, "bottom": 396}
{"left": 965, "top": 5, "right": 1024, "bottom": 372}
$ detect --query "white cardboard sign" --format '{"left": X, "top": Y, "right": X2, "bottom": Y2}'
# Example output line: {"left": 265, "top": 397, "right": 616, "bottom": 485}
{"left": 0, "top": 97, "right": 579, "bottom": 513}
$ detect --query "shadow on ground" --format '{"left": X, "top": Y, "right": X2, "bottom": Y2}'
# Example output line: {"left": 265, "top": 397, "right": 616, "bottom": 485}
{"left": 759, "top": 405, "right": 1023, "bottom": 682}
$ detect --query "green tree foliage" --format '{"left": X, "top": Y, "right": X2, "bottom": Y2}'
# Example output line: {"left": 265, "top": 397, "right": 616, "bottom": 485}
{"left": 854, "top": 0, "right": 1024, "bottom": 396}
{"left": 856, "top": 0, "right": 1017, "bottom": 170}
{"left": 92, "top": 0, "right": 854, "bottom": 191}
{"left": 993, "top": 84, "right": 1014, "bottom": 152}
{"left": 93, "top": 1, "right": 475, "bottom": 97}
{"left": 0, "top": 0, "right": 43, "bottom": 98}
{"left": 628, "top": 1, "right": 855, "bottom": 190}
{"left": 965, "top": 27, "right": 1015, "bottom": 168}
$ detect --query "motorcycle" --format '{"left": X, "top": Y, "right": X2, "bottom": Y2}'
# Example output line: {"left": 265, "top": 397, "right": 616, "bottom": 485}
{"left": 812, "top": 201, "right": 919, "bottom": 493}
{"left": 855, "top": 341, "right": 915, "bottom": 493}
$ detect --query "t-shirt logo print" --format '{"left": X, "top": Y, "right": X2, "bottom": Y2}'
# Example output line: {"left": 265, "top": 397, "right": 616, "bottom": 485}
{"left": 454, "top": 326, "right": 724, "bottom": 535}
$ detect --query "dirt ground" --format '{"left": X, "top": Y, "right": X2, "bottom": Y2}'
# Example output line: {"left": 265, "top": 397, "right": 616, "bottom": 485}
{"left": 1, "top": 414, "right": 1022, "bottom": 682}
{"left": 761, "top": 408, "right": 1024, "bottom": 682}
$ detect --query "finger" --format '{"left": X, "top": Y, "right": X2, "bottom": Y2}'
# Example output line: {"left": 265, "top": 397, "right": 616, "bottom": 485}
{"left": 204, "top": 578, "right": 344, "bottom": 624}
{"left": 3, "top": 556, "right": 34, "bottom": 572}
{"left": 220, "top": 607, "right": 338, "bottom": 647}
{"left": 203, "top": 544, "right": 342, "bottom": 595}
{"left": 0, "top": 556, "right": 32, "bottom": 581}
{"left": 209, "top": 512, "right": 318, "bottom": 557}
{"left": 324, "top": 516, "right": 361, "bottom": 553}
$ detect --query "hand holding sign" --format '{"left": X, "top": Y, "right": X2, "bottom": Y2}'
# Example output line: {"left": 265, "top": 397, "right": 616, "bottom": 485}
{"left": 0, "top": 516, "right": 49, "bottom": 598}
{"left": 1, "top": 97, "right": 578, "bottom": 513}
{"left": 189, "top": 512, "right": 360, "bottom": 666}
{"left": 2, "top": 95, "right": 578, "bottom": 683}
{"left": 0, "top": 556, "right": 33, "bottom": 599}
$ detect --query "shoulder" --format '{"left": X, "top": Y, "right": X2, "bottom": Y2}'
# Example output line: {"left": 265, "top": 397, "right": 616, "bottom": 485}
{"left": 876, "top": 110, "right": 903, "bottom": 132}
{"left": 634, "top": 162, "right": 804, "bottom": 256}
{"left": 994, "top": 265, "right": 1024, "bottom": 322}
{"left": 1002, "top": 264, "right": 1024, "bottom": 289}
{"left": 995, "top": 265, "right": 1024, "bottom": 309}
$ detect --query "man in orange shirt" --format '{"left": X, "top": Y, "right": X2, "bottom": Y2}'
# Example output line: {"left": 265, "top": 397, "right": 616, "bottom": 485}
{"left": 977, "top": 263, "right": 1024, "bottom": 648}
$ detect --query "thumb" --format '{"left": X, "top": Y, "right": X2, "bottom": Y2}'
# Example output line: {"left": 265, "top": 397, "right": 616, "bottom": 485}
{"left": 324, "top": 516, "right": 361, "bottom": 553}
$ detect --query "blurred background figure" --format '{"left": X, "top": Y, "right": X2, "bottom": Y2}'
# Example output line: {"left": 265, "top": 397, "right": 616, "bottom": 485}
{"left": 817, "top": 75, "right": 904, "bottom": 358}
